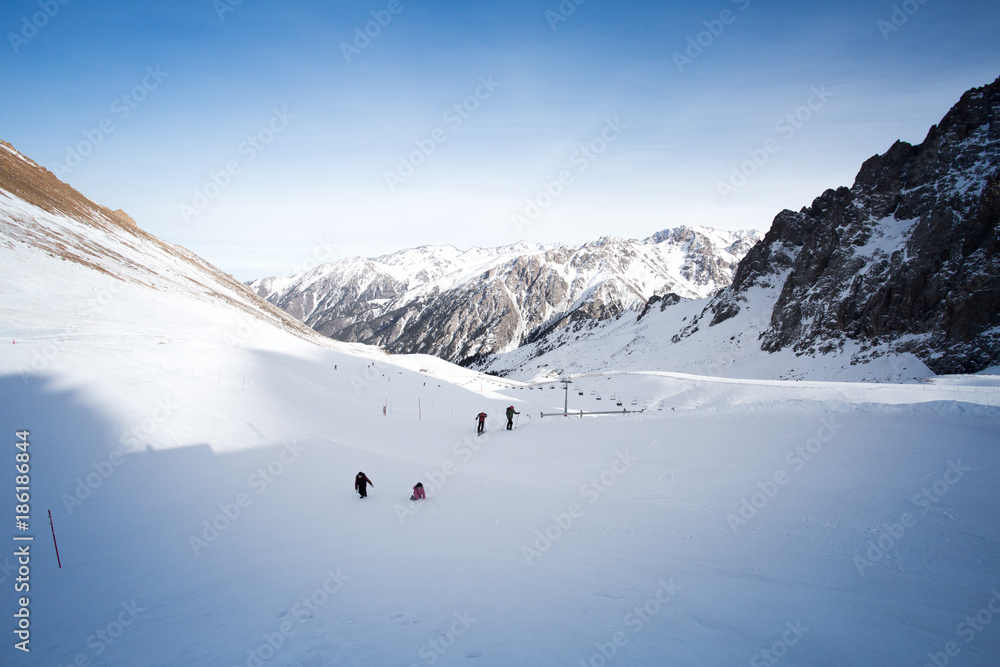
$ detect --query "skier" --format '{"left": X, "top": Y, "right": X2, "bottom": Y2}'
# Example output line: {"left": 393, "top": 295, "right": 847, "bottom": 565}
{"left": 410, "top": 482, "right": 426, "bottom": 501}
{"left": 476, "top": 411, "right": 487, "bottom": 435}
{"left": 505, "top": 405, "right": 520, "bottom": 431}
{"left": 355, "top": 471, "right": 374, "bottom": 499}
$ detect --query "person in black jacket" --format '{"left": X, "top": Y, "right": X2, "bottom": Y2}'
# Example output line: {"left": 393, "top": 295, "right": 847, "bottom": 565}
{"left": 355, "top": 471, "right": 374, "bottom": 498}
{"left": 505, "top": 405, "right": 520, "bottom": 430}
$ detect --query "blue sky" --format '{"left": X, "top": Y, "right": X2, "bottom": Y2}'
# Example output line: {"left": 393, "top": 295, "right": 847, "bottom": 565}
{"left": 2, "top": 0, "right": 998, "bottom": 279}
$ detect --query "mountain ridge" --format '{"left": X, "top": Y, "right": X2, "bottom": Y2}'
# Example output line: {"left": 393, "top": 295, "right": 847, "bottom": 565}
{"left": 250, "top": 226, "right": 762, "bottom": 364}
{"left": 684, "top": 74, "right": 1000, "bottom": 375}
{"left": 478, "top": 75, "right": 1000, "bottom": 381}
{"left": 0, "top": 140, "right": 341, "bottom": 350}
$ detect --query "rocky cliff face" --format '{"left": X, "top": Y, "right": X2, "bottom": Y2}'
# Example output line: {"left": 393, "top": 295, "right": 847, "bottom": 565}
{"left": 251, "top": 227, "right": 761, "bottom": 364}
{"left": 686, "top": 76, "right": 1000, "bottom": 374}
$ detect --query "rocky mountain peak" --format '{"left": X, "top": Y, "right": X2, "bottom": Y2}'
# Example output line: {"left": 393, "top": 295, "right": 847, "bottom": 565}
{"left": 252, "top": 227, "right": 761, "bottom": 364}
{"left": 690, "top": 75, "right": 1000, "bottom": 374}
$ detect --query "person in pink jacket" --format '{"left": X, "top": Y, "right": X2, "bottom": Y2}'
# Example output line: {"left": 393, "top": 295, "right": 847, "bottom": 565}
{"left": 410, "top": 482, "right": 426, "bottom": 501}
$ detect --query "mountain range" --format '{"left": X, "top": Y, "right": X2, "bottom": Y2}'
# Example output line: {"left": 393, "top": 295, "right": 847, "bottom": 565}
{"left": 3, "top": 75, "right": 998, "bottom": 384}
{"left": 250, "top": 227, "right": 761, "bottom": 364}
{"left": 4, "top": 129, "right": 999, "bottom": 666}
{"left": 252, "top": 75, "right": 1000, "bottom": 381}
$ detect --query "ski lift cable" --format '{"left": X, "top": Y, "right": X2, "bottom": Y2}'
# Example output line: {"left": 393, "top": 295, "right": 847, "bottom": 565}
{"left": 564, "top": 379, "right": 689, "bottom": 408}
{"left": 565, "top": 377, "right": 663, "bottom": 404}
{"left": 513, "top": 373, "right": 689, "bottom": 408}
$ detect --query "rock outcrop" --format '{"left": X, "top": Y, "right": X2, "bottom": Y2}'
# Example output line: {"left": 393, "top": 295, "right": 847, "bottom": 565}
{"left": 686, "top": 76, "right": 1000, "bottom": 374}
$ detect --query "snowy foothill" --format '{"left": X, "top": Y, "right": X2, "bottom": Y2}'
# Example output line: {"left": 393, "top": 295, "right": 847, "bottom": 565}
{"left": 2, "top": 194, "right": 1000, "bottom": 665}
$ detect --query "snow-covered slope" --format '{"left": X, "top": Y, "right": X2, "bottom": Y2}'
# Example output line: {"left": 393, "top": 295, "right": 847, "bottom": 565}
{"left": 476, "top": 290, "right": 938, "bottom": 383}
{"left": 0, "top": 140, "right": 333, "bottom": 351}
{"left": 3, "top": 143, "right": 1000, "bottom": 666}
{"left": 250, "top": 227, "right": 761, "bottom": 364}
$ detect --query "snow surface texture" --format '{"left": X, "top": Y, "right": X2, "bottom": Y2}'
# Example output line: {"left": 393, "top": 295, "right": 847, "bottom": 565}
{"left": 2, "top": 178, "right": 1000, "bottom": 666}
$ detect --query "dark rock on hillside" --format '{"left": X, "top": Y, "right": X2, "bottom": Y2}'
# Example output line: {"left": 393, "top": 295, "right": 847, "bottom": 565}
{"left": 694, "top": 76, "right": 1000, "bottom": 374}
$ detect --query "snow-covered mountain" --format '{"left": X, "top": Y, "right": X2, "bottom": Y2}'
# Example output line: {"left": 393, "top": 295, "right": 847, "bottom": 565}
{"left": 686, "top": 74, "right": 1000, "bottom": 375}
{"left": 0, "top": 139, "right": 334, "bottom": 350}
{"left": 480, "top": 76, "right": 1000, "bottom": 382}
{"left": 3, "top": 134, "right": 1000, "bottom": 666}
{"left": 250, "top": 227, "right": 760, "bottom": 364}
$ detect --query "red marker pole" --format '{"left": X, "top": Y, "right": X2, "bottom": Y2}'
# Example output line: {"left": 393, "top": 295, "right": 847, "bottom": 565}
{"left": 48, "top": 510, "right": 62, "bottom": 568}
